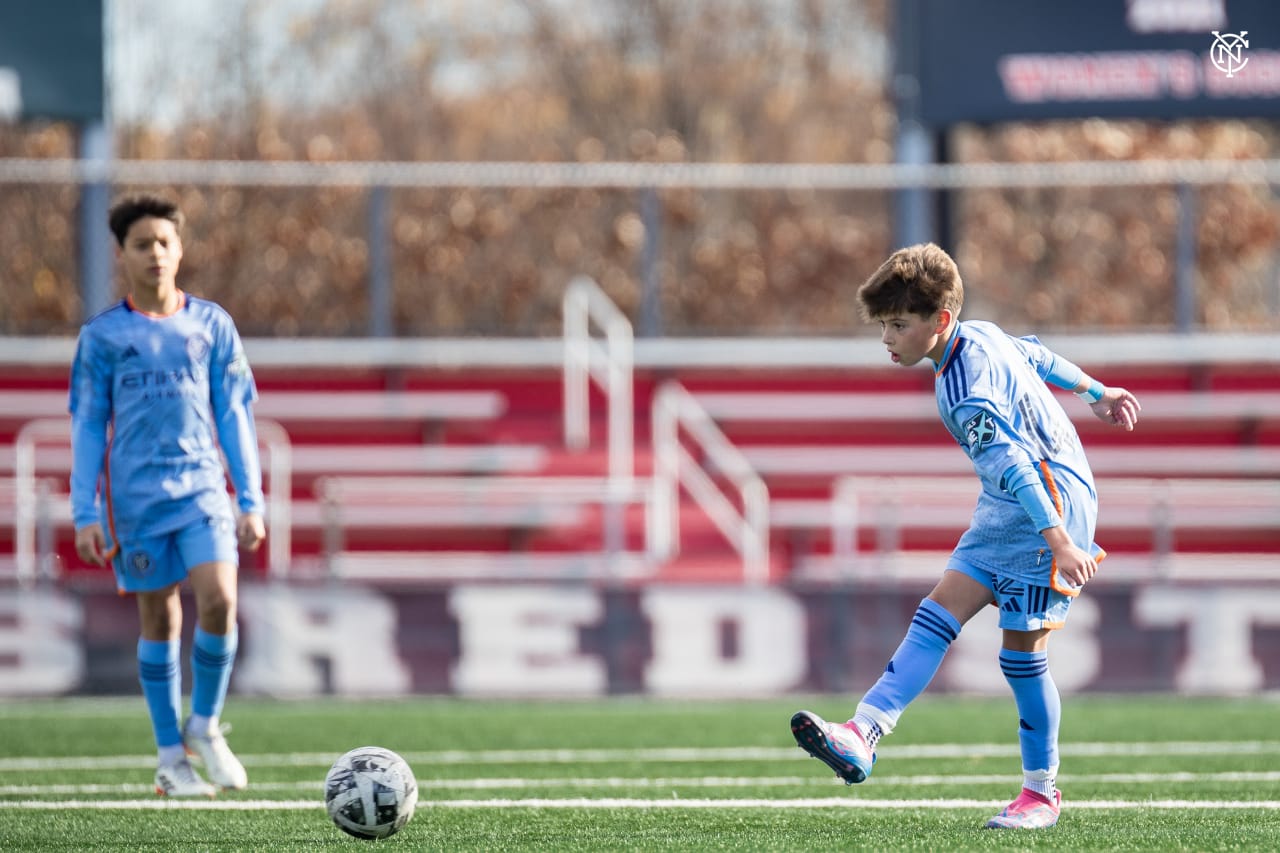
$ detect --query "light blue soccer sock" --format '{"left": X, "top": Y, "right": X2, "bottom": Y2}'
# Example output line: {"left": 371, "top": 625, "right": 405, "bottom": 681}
{"left": 137, "top": 638, "right": 183, "bottom": 749}
{"left": 854, "top": 598, "right": 962, "bottom": 746}
{"left": 190, "top": 626, "right": 238, "bottom": 725}
{"left": 999, "top": 648, "right": 1060, "bottom": 796}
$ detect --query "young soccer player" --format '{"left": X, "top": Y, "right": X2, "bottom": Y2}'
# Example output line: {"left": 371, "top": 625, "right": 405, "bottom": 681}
{"left": 70, "top": 194, "right": 266, "bottom": 797}
{"left": 790, "top": 243, "right": 1141, "bottom": 829}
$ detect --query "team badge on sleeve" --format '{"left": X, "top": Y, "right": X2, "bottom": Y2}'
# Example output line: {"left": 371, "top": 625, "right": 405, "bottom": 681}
{"left": 226, "top": 351, "right": 252, "bottom": 379}
{"left": 963, "top": 410, "right": 997, "bottom": 451}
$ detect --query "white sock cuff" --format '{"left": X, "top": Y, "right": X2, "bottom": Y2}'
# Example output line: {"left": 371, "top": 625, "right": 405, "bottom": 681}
{"left": 1023, "top": 767, "right": 1058, "bottom": 798}
{"left": 852, "top": 702, "right": 899, "bottom": 736}
{"left": 187, "top": 713, "right": 214, "bottom": 733}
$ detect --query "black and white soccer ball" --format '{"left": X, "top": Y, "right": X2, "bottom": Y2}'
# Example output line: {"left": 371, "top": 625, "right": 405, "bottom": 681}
{"left": 323, "top": 746, "right": 418, "bottom": 840}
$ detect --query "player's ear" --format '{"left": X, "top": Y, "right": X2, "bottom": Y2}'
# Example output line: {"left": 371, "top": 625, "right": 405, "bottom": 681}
{"left": 933, "top": 308, "right": 953, "bottom": 334}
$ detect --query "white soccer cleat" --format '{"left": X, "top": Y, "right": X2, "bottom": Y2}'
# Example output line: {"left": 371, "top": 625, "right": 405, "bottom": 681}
{"left": 155, "top": 756, "right": 216, "bottom": 798}
{"left": 183, "top": 717, "right": 249, "bottom": 791}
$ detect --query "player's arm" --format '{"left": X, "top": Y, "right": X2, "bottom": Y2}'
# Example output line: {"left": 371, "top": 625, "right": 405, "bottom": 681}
{"left": 215, "top": 404, "right": 266, "bottom": 551}
{"left": 70, "top": 414, "right": 108, "bottom": 567}
{"left": 210, "top": 323, "right": 266, "bottom": 550}
{"left": 1019, "top": 337, "right": 1141, "bottom": 431}
{"left": 68, "top": 331, "right": 111, "bottom": 566}
{"left": 953, "top": 394, "right": 1097, "bottom": 589}
{"left": 1002, "top": 462, "right": 1097, "bottom": 589}
{"left": 1056, "top": 369, "right": 1141, "bottom": 431}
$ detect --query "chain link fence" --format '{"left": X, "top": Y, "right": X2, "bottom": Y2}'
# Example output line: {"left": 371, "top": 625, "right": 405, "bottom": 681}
{"left": 1, "top": 156, "right": 1278, "bottom": 337}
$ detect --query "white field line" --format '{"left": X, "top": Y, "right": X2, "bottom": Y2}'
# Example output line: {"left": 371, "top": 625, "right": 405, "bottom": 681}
{"left": 3, "top": 740, "right": 1280, "bottom": 772}
{"left": 2, "top": 797, "right": 1280, "bottom": 811}
{"left": 5, "top": 770, "right": 1280, "bottom": 798}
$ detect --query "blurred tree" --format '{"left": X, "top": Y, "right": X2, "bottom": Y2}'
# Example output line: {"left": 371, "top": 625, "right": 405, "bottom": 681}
{"left": 2, "top": 0, "right": 1278, "bottom": 336}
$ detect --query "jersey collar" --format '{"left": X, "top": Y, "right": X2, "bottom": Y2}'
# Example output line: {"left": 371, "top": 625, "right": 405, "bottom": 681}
{"left": 125, "top": 290, "right": 187, "bottom": 318}
{"left": 932, "top": 323, "right": 963, "bottom": 377}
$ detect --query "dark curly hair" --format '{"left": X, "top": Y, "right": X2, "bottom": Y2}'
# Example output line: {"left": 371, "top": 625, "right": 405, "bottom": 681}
{"left": 108, "top": 194, "right": 184, "bottom": 246}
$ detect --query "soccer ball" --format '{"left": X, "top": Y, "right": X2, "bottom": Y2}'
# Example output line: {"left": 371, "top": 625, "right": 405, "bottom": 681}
{"left": 323, "top": 746, "right": 418, "bottom": 840}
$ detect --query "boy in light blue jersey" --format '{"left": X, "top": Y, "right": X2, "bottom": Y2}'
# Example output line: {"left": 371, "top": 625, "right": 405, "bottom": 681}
{"left": 791, "top": 243, "right": 1142, "bottom": 829}
{"left": 70, "top": 194, "right": 266, "bottom": 798}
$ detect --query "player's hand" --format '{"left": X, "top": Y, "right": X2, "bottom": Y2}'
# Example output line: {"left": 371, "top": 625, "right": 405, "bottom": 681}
{"left": 1053, "top": 541, "right": 1098, "bottom": 590}
{"left": 74, "top": 523, "right": 107, "bottom": 567}
{"left": 1042, "top": 524, "right": 1097, "bottom": 590}
{"left": 238, "top": 513, "right": 266, "bottom": 551}
{"left": 1090, "top": 386, "right": 1141, "bottom": 431}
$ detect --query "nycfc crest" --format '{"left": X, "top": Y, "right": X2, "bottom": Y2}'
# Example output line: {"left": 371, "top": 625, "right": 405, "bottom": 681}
{"left": 1210, "top": 30, "right": 1249, "bottom": 77}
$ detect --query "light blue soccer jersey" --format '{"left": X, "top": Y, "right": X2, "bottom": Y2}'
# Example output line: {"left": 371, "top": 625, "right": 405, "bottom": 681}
{"left": 69, "top": 293, "right": 265, "bottom": 544}
{"left": 934, "top": 321, "right": 1101, "bottom": 590}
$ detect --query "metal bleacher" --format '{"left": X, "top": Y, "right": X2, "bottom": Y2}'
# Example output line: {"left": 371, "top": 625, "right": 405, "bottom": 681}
{"left": 2, "top": 277, "right": 1280, "bottom": 587}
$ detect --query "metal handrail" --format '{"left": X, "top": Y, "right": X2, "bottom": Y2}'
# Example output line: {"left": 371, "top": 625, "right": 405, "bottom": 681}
{"left": 651, "top": 381, "right": 769, "bottom": 584}
{"left": 13, "top": 419, "right": 72, "bottom": 587}
{"left": 253, "top": 418, "right": 293, "bottom": 579}
{"left": 562, "top": 275, "right": 634, "bottom": 489}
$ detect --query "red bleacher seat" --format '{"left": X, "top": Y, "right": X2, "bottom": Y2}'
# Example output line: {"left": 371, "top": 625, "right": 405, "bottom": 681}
{"left": 3, "top": 360, "right": 1279, "bottom": 585}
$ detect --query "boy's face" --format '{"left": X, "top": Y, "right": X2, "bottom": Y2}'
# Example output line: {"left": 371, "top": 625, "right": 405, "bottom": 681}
{"left": 876, "top": 310, "right": 953, "bottom": 367}
{"left": 117, "top": 216, "right": 183, "bottom": 293}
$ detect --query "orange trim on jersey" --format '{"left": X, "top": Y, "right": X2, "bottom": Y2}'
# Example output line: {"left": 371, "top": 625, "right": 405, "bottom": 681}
{"left": 1039, "top": 461, "right": 1106, "bottom": 598}
{"left": 101, "top": 432, "right": 120, "bottom": 564}
{"left": 103, "top": 447, "right": 131, "bottom": 597}
{"left": 1043, "top": 550, "right": 1111, "bottom": 627}
{"left": 1039, "top": 461, "right": 1064, "bottom": 514}
{"left": 933, "top": 329, "right": 962, "bottom": 378}
{"left": 125, "top": 289, "right": 186, "bottom": 318}
{"left": 1038, "top": 462, "right": 1077, "bottom": 596}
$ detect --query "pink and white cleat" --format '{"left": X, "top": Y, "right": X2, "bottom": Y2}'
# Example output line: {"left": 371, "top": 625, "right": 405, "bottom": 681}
{"left": 790, "top": 710, "right": 876, "bottom": 785}
{"left": 986, "top": 787, "right": 1062, "bottom": 829}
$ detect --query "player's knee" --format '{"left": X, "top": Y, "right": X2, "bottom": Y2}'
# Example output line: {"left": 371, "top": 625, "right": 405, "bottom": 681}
{"left": 200, "top": 596, "right": 235, "bottom": 629}
{"left": 193, "top": 585, "right": 237, "bottom": 632}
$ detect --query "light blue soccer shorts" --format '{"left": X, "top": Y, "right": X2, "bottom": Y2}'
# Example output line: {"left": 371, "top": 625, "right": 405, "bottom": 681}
{"left": 946, "top": 560, "right": 1075, "bottom": 632}
{"left": 109, "top": 515, "right": 238, "bottom": 593}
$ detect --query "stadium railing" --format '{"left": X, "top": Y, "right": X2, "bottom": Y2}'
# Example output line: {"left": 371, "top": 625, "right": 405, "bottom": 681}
{"left": 791, "top": 549, "right": 1280, "bottom": 586}
{"left": 312, "top": 474, "right": 653, "bottom": 581}
{"left": 562, "top": 274, "right": 634, "bottom": 486}
{"left": 3, "top": 417, "right": 294, "bottom": 586}
{"left": 736, "top": 444, "right": 1280, "bottom": 479}
{"left": 8, "top": 156, "right": 1280, "bottom": 340}
{"left": 823, "top": 475, "right": 1280, "bottom": 569}
{"left": 692, "top": 390, "right": 1280, "bottom": 430}
{"left": 649, "top": 381, "right": 770, "bottom": 584}
{"left": 0, "top": 475, "right": 60, "bottom": 584}
{"left": 0, "top": 388, "right": 507, "bottom": 438}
